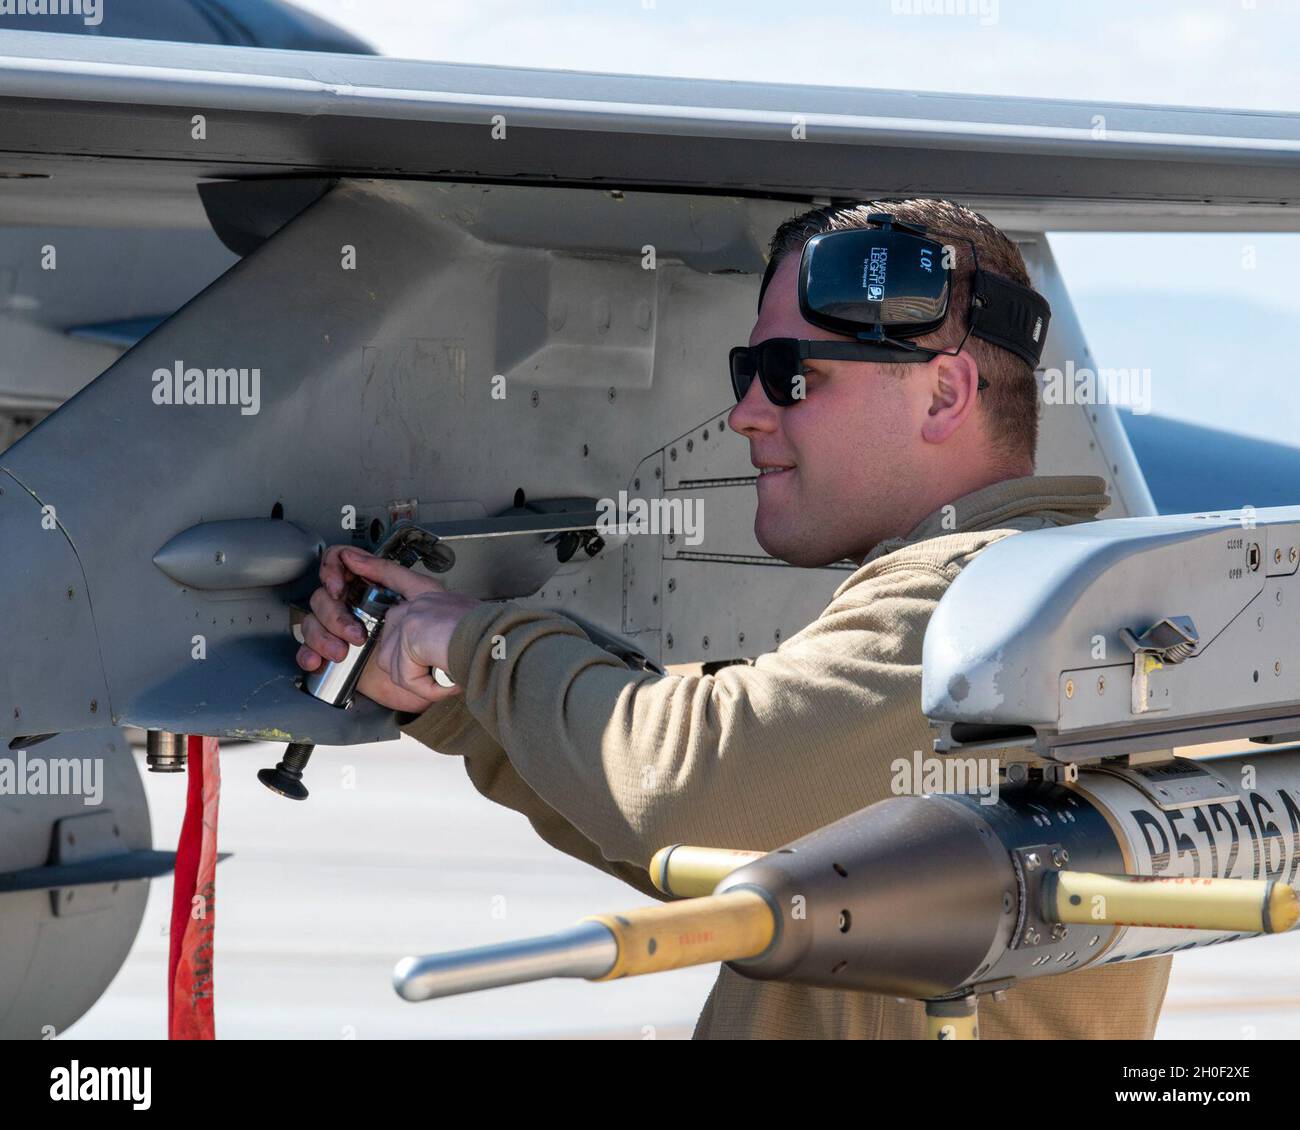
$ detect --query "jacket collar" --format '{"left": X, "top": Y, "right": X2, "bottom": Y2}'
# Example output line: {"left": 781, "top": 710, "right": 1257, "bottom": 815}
{"left": 860, "top": 474, "right": 1111, "bottom": 566}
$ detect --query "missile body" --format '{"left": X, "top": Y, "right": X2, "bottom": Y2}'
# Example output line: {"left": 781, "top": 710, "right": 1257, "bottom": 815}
{"left": 393, "top": 749, "right": 1300, "bottom": 1005}
{"left": 713, "top": 750, "right": 1300, "bottom": 998}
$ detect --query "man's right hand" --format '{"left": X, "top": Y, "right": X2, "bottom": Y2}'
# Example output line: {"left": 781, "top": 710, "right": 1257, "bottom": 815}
{"left": 297, "top": 544, "right": 454, "bottom": 715}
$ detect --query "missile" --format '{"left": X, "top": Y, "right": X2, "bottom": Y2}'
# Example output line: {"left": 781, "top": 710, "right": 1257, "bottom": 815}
{"left": 393, "top": 750, "right": 1300, "bottom": 1014}
{"left": 648, "top": 845, "right": 765, "bottom": 898}
{"left": 393, "top": 890, "right": 774, "bottom": 1001}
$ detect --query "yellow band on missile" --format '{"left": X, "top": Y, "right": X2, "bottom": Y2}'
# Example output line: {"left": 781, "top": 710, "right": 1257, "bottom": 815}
{"left": 581, "top": 889, "right": 775, "bottom": 980}
{"left": 649, "top": 844, "right": 766, "bottom": 898}
{"left": 1050, "top": 871, "right": 1300, "bottom": 934}
{"left": 925, "top": 1001, "right": 979, "bottom": 1041}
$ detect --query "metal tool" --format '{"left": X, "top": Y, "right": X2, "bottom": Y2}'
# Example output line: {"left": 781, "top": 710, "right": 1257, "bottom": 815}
{"left": 259, "top": 520, "right": 456, "bottom": 800}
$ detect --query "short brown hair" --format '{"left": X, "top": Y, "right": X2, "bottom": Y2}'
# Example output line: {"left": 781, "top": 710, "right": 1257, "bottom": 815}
{"left": 764, "top": 198, "right": 1039, "bottom": 466}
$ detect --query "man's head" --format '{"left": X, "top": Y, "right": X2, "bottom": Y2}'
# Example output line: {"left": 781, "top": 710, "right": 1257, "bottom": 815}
{"left": 727, "top": 198, "right": 1041, "bottom": 568}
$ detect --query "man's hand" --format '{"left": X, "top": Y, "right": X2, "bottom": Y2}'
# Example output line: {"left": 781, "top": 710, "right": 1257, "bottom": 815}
{"left": 297, "top": 545, "right": 482, "bottom": 714}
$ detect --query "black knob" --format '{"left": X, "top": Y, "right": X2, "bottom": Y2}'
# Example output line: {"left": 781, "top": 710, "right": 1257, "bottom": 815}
{"left": 258, "top": 741, "right": 315, "bottom": 800}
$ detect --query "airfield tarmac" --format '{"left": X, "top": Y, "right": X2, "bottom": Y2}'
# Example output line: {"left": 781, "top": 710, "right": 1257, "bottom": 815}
{"left": 63, "top": 737, "right": 1300, "bottom": 1040}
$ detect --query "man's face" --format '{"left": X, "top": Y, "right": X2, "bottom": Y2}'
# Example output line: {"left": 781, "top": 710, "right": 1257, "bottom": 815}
{"left": 727, "top": 254, "right": 921, "bottom": 567}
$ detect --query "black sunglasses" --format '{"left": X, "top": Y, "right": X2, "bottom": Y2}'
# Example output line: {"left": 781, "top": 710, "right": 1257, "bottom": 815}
{"left": 730, "top": 337, "right": 988, "bottom": 407}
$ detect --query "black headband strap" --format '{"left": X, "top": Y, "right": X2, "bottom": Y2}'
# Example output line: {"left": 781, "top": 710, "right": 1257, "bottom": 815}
{"left": 969, "top": 269, "right": 1051, "bottom": 368}
{"left": 757, "top": 244, "right": 1051, "bottom": 368}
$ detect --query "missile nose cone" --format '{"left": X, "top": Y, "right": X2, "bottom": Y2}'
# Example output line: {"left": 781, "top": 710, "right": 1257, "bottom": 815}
{"left": 714, "top": 795, "right": 1016, "bottom": 999}
{"left": 392, "top": 923, "right": 618, "bottom": 1002}
{"left": 391, "top": 956, "right": 424, "bottom": 1001}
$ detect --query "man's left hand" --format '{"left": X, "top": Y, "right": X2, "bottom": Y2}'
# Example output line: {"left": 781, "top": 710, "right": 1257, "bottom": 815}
{"left": 340, "top": 547, "right": 482, "bottom": 707}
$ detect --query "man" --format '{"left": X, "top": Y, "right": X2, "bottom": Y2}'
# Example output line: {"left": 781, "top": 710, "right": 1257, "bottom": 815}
{"left": 297, "top": 197, "right": 1172, "bottom": 1039}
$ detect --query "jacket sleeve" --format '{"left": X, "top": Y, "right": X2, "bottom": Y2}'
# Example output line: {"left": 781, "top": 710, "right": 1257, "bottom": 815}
{"left": 408, "top": 562, "right": 953, "bottom": 870}
{"left": 399, "top": 697, "right": 666, "bottom": 901}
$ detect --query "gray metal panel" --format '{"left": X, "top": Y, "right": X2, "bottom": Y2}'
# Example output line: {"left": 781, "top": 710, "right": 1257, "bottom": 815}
{"left": 0, "top": 180, "right": 836, "bottom": 741}
{"left": 0, "top": 469, "right": 111, "bottom": 740}
{"left": 0, "top": 223, "right": 232, "bottom": 336}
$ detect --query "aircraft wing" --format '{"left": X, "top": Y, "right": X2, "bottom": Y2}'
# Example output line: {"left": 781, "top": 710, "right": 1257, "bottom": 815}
{"left": 2, "top": 30, "right": 1300, "bottom": 230}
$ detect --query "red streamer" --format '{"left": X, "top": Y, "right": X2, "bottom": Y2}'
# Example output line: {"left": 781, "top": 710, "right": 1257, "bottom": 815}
{"left": 167, "top": 734, "right": 220, "bottom": 1039}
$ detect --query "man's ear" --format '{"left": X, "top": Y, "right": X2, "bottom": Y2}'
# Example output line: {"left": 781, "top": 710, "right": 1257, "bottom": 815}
{"left": 920, "top": 350, "right": 981, "bottom": 444}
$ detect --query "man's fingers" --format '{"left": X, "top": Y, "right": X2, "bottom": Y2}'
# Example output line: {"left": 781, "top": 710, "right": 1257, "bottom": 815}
{"left": 305, "top": 555, "right": 462, "bottom": 715}
{"left": 309, "top": 586, "right": 366, "bottom": 645}
{"left": 371, "top": 614, "right": 399, "bottom": 686}
{"left": 396, "top": 667, "right": 462, "bottom": 702}
{"left": 355, "top": 664, "right": 441, "bottom": 714}
{"left": 302, "top": 614, "right": 350, "bottom": 663}
{"left": 319, "top": 544, "right": 353, "bottom": 599}
{"left": 340, "top": 547, "right": 446, "bottom": 599}
{"left": 372, "top": 608, "right": 438, "bottom": 700}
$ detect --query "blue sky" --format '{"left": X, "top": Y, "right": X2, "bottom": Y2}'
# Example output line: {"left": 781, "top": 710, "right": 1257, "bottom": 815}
{"left": 294, "top": 0, "right": 1300, "bottom": 446}
{"left": 1050, "top": 233, "right": 1300, "bottom": 444}
{"left": 297, "top": 0, "right": 1300, "bottom": 111}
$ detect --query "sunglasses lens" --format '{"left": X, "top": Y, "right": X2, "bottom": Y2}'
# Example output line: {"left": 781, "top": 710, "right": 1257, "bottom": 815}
{"left": 729, "top": 347, "right": 756, "bottom": 402}
{"left": 731, "top": 340, "right": 802, "bottom": 406}
{"left": 759, "top": 339, "right": 800, "bottom": 405}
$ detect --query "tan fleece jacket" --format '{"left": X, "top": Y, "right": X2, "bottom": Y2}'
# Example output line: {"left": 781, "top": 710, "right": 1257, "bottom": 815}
{"left": 400, "top": 474, "right": 1172, "bottom": 1039}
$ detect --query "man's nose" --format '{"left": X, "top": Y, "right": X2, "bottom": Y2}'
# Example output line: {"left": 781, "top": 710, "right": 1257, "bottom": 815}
{"left": 728, "top": 371, "right": 779, "bottom": 437}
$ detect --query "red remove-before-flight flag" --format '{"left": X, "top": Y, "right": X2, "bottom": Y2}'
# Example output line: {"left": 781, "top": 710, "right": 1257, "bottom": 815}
{"left": 168, "top": 734, "right": 220, "bottom": 1040}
